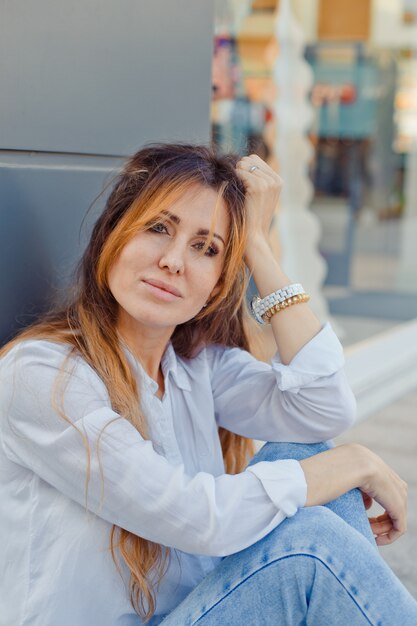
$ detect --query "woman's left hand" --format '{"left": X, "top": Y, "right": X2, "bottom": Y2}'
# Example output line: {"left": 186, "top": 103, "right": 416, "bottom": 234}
{"left": 360, "top": 490, "right": 396, "bottom": 543}
{"left": 236, "top": 154, "right": 283, "bottom": 259}
{"left": 361, "top": 489, "right": 374, "bottom": 510}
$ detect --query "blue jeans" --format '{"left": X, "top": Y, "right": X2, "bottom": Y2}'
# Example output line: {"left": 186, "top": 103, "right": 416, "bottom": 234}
{"left": 159, "top": 442, "right": 417, "bottom": 625}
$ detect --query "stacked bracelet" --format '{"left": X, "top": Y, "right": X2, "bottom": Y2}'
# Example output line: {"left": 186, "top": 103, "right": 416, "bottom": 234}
{"left": 251, "top": 283, "right": 309, "bottom": 325}
{"left": 262, "top": 293, "right": 310, "bottom": 323}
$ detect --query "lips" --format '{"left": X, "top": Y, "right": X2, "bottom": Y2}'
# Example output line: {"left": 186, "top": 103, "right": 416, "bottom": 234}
{"left": 142, "top": 279, "right": 182, "bottom": 297}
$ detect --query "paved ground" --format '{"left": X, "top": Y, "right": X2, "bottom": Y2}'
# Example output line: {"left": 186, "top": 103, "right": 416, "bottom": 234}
{"left": 335, "top": 387, "right": 417, "bottom": 600}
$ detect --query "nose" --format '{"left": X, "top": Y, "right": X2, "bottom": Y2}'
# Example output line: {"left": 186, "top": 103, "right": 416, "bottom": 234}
{"left": 158, "top": 240, "right": 185, "bottom": 275}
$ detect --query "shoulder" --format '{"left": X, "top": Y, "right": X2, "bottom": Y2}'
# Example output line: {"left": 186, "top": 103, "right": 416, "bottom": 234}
{"left": 1, "top": 338, "right": 80, "bottom": 373}
{"left": 0, "top": 340, "right": 112, "bottom": 428}
{"left": 0, "top": 339, "right": 106, "bottom": 396}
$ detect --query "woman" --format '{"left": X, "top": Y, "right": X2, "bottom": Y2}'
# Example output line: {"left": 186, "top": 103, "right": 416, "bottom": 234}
{"left": 0, "top": 143, "right": 416, "bottom": 626}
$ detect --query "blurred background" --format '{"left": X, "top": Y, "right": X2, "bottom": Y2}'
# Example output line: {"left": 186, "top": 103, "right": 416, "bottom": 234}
{"left": 212, "top": 0, "right": 417, "bottom": 345}
{"left": 1, "top": 0, "right": 416, "bottom": 599}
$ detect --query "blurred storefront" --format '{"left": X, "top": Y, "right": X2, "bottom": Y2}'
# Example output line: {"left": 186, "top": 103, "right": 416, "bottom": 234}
{"left": 211, "top": 0, "right": 417, "bottom": 418}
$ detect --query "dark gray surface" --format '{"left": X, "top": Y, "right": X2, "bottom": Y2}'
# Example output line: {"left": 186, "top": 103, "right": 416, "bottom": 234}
{"left": 0, "top": 153, "right": 120, "bottom": 344}
{"left": 329, "top": 290, "right": 417, "bottom": 321}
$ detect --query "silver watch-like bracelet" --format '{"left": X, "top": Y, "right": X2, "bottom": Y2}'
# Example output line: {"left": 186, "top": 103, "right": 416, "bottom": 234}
{"left": 250, "top": 283, "right": 305, "bottom": 325}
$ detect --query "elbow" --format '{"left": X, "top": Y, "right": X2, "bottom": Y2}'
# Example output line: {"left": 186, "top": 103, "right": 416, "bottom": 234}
{"left": 202, "top": 540, "right": 233, "bottom": 558}
{"left": 193, "top": 523, "right": 241, "bottom": 558}
{"left": 201, "top": 535, "right": 252, "bottom": 558}
{"left": 317, "top": 365, "right": 358, "bottom": 438}
{"left": 344, "top": 386, "right": 358, "bottom": 429}
{"left": 323, "top": 381, "right": 357, "bottom": 438}
{"left": 302, "top": 376, "right": 358, "bottom": 442}
{"left": 191, "top": 512, "right": 258, "bottom": 558}
{"left": 288, "top": 372, "right": 358, "bottom": 442}
{"left": 338, "top": 376, "right": 357, "bottom": 429}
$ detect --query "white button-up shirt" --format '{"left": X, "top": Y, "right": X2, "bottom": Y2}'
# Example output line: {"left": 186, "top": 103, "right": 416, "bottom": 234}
{"left": 0, "top": 322, "right": 356, "bottom": 625}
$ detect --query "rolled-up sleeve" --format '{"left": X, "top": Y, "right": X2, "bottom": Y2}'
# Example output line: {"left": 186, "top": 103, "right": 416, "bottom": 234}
{"left": 247, "top": 459, "right": 307, "bottom": 517}
{"left": 208, "top": 322, "right": 357, "bottom": 443}
{"left": 0, "top": 341, "right": 307, "bottom": 558}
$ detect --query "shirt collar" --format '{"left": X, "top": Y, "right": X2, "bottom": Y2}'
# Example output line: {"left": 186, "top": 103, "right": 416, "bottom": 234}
{"left": 120, "top": 338, "right": 191, "bottom": 393}
{"left": 160, "top": 341, "right": 191, "bottom": 391}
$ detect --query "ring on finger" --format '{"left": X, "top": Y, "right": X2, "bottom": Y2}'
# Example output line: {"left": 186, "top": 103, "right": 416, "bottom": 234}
{"left": 249, "top": 165, "right": 259, "bottom": 173}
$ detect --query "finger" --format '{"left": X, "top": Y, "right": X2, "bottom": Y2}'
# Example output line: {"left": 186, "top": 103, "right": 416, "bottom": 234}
{"left": 245, "top": 154, "right": 280, "bottom": 181}
{"left": 374, "top": 512, "right": 407, "bottom": 545}
{"left": 236, "top": 161, "right": 269, "bottom": 181}
{"left": 237, "top": 156, "right": 280, "bottom": 183}
{"left": 374, "top": 512, "right": 406, "bottom": 530}
{"left": 236, "top": 164, "right": 283, "bottom": 198}
{"left": 368, "top": 512, "right": 390, "bottom": 523}
{"left": 375, "top": 529, "right": 403, "bottom": 546}
{"left": 369, "top": 519, "right": 393, "bottom": 535}
{"left": 236, "top": 164, "right": 277, "bottom": 184}
{"left": 369, "top": 519, "right": 393, "bottom": 531}
{"left": 361, "top": 492, "right": 373, "bottom": 510}
{"left": 235, "top": 166, "right": 280, "bottom": 196}
{"left": 234, "top": 167, "right": 270, "bottom": 193}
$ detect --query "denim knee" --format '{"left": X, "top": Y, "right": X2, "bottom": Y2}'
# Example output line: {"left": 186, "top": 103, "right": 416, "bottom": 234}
{"left": 243, "top": 505, "right": 365, "bottom": 565}
{"left": 248, "top": 440, "right": 376, "bottom": 547}
{"left": 212, "top": 504, "right": 374, "bottom": 614}
{"left": 162, "top": 503, "right": 417, "bottom": 626}
{"left": 247, "top": 440, "right": 335, "bottom": 467}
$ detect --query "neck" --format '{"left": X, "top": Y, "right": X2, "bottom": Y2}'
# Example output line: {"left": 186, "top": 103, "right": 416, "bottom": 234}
{"left": 116, "top": 312, "right": 174, "bottom": 383}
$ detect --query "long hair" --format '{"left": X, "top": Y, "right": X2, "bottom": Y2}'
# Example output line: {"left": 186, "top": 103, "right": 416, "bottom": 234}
{"left": 0, "top": 143, "right": 256, "bottom": 621}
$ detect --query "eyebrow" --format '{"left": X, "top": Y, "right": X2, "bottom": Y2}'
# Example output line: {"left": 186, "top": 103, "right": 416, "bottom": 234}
{"left": 161, "top": 210, "right": 226, "bottom": 247}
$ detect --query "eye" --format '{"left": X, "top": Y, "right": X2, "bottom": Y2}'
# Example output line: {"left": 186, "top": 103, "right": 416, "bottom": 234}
{"left": 193, "top": 241, "right": 219, "bottom": 257}
{"left": 149, "top": 222, "right": 169, "bottom": 234}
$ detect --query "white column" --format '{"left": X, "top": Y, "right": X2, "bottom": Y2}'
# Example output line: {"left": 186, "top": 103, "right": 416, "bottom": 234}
{"left": 397, "top": 143, "right": 417, "bottom": 292}
{"left": 214, "top": 0, "right": 252, "bottom": 36}
{"left": 273, "top": 0, "right": 332, "bottom": 324}
{"left": 396, "top": 51, "right": 417, "bottom": 292}
{"left": 292, "top": 0, "right": 319, "bottom": 43}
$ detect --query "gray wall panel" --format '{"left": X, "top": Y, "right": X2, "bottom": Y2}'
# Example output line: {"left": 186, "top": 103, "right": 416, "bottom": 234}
{"left": 0, "top": 0, "right": 214, "bottom": 155}
{"left": 0, "top": 154, "right": 119, "bottom": 343}
{"left": 0, "top": 1, "right": 215, "bottom": 343}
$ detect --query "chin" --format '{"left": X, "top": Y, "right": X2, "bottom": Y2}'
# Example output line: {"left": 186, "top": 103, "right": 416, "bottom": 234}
{"left": 124, "top": 302, "right": 201, "bottom": 329}
{"left": 138, "top": 312, "right": 184, "bottom": 329}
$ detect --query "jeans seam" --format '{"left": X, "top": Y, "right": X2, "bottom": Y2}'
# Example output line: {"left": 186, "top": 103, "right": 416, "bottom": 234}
{"left": 191, "top": 553, "right": 375, "bottom": 626}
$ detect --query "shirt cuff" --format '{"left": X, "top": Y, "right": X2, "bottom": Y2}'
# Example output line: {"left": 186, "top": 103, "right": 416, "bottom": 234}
{"left": 271, "top": 322, "right": 345, "bottom": 393}
{"left": 247, "top": 459, "right": 307, "bottom": 517}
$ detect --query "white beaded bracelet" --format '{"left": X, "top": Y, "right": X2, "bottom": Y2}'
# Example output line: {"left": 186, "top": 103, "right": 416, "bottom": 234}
{"left": 250, "top": 283, "right": 306, "bottom": 325}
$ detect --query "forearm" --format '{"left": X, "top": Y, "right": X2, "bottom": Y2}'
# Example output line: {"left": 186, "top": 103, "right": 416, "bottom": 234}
{"left": 299, "top": 443, "right": 372, "bottom": 507}
{"left": 245, "top": 238, "right": 322, "bottom": 364}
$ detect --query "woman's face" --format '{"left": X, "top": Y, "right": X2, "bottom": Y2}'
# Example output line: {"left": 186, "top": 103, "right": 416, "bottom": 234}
{"left": 107, "top": 183, "right": 230, "bottom": 335}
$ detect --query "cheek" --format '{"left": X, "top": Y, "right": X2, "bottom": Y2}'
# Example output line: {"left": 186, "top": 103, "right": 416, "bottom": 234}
{"left": 108, "top": 241, "right": 149, "bottom": 286}
{"left": 107, "top": 251, "right": 136, "bottom": 297}
{"left": 191, "top": 260, "right": 224, "bottom": 299}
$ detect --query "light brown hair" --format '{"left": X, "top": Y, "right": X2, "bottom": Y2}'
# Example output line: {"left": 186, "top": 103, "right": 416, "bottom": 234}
{"left": 1, "top": 143, "right": 256, "bottom": 621}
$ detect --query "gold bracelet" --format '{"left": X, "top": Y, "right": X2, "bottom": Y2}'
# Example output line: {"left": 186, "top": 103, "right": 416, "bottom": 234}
{"left": 262, "top": 293, "right": 310, "bottom": 324}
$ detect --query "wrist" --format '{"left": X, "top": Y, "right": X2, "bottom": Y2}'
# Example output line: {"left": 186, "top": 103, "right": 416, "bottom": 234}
{"left": 245, "top": 235, "right": 272, "bottom": 260}
{"left": 353, "top": 444, "right": 379, "bottom": 491}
